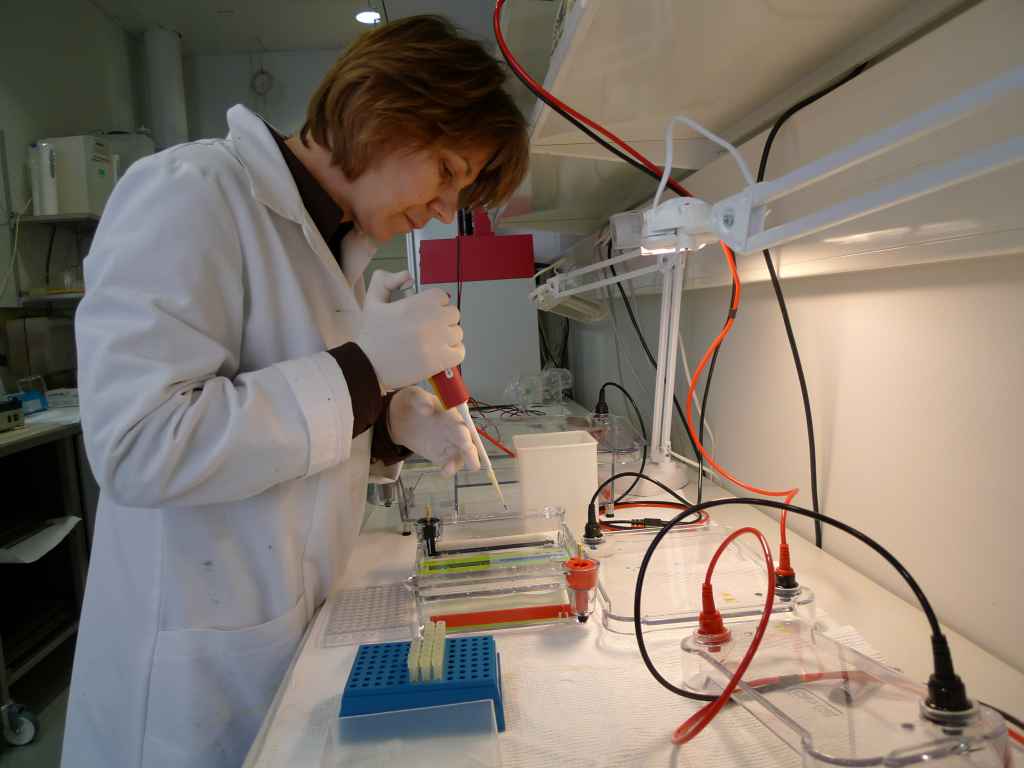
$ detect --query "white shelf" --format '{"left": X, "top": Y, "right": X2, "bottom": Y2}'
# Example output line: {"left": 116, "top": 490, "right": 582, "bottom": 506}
{"left": 498, "top": 0, "right": 968, "bottom": 232}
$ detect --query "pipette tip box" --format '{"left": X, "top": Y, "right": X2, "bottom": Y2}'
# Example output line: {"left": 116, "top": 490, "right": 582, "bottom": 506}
{"left": 340, "top": 636, "right": 505, "bottom": 731}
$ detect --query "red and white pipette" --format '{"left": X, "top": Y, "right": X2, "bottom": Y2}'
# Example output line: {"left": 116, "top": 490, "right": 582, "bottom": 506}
{"left": 429, "top": 367, "right": 509, "bottom": 512}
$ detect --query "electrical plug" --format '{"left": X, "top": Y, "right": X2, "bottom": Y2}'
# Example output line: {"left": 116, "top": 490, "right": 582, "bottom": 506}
{"left": 923, "top": 634, "right": 972, "bottom": 717}
{"left": 775, "top": 543, "right": 799, "bottom": 593}
{"left": 696, "top": 582, "right": 731, "bottom": 645}
{"left": 583, "top": 502, "right": 604, "bottom": 545}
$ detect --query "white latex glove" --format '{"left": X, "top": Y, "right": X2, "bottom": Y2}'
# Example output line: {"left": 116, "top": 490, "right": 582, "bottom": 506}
{"left": 388, "top": 386, "right": 481, "bottom": 477}
{"left": 355, "top": 271, "right": 465, "bottom": 391}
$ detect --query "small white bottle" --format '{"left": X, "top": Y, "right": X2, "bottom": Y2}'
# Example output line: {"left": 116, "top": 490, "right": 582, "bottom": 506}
{"left": 28, "top": 142, "right": 59, "bottom": 216}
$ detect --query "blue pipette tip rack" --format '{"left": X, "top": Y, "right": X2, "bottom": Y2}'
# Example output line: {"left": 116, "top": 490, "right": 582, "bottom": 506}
{"left": 340, "top": 635, "right": 505, "bottom": 731}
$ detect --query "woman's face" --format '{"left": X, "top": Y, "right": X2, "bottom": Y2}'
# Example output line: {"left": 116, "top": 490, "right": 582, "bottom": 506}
{"left": 345, "top": 143, "right": 494, "bottom": 242}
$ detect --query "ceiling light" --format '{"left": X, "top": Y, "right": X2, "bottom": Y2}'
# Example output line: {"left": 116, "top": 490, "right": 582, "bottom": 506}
{"left": 355, "top": 10, "right": 381, "bottom": 24}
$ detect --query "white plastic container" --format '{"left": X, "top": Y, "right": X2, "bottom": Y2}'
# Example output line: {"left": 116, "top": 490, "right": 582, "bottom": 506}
{"left": 513, "top": 430, "right": 597, "bottom": 538}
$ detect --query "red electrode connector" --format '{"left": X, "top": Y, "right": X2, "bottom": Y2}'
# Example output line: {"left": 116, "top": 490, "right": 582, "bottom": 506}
{"left": 696, "top": 582, "right": 732, "bottom": 646}
{"left": 563, "top": 553, "right": 600, "bottom": 623}
{"left": 775, "top": 542, "right": 799, "bottom": 592}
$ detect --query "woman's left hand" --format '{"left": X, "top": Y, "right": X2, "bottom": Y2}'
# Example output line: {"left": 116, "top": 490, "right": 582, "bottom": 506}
{"left": 387, "top": 386, "right": 481, "bottom": 477}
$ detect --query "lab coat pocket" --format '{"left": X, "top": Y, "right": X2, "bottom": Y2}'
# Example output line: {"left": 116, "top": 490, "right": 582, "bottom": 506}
{"left": 141, "top": 594, "right": 307, "bottom": 767}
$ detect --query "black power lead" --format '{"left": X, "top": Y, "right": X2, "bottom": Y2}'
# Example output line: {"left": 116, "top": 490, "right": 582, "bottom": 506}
{"left": 497, "top": 1, "right": 863, "bottom": 547}
{"left": 456, "top": 207, "right": 473, "bottom": 311}
{"left": 595, "top": 381, "right": 648, "bottom": 506}
{"left": 497, "top": 14, "right": 981, "bottom": 724}
{"left": 748, "top": 60, "right": 871, "bottom": 547}
{"left": 587, "top": 470, "right": 974, "bottom": 714}
{"left": 497, "top": 6, "right": 711, "bottom": 473}
{"left": 980, "top": 701, "right": 1024, "bottom": 733}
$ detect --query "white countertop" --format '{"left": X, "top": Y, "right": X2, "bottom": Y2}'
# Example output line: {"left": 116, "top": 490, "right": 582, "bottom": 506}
{"left": 244, "top": 460, "right": 1024, "bottom": 767}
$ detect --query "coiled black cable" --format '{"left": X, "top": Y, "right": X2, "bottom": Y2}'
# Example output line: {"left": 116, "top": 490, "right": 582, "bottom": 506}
{"left": 586, "top": 471, "right": 962, "bottom": 708}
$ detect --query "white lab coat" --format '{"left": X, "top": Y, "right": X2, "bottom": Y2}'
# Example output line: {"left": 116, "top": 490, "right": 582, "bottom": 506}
{"left": 63, "top": 105, "right": 395, "bottom": 767}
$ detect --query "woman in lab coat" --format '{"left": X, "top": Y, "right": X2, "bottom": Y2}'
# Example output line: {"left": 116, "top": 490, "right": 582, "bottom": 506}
{"left": 63, "top": 16, "right": 527, "bottom": 768}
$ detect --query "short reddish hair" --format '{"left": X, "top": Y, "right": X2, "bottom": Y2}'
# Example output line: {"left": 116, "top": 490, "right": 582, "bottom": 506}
{"left": 302, "top": 15, "right": 529, "bottom": 209}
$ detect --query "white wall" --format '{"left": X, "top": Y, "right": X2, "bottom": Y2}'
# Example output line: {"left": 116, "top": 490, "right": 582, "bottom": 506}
{"left": 570, "top": 251, "right": 1024, "bottom": 673}
{"left": 184, "top": 48, "right": 341, "bottom": 140}
{"left": 0, "top": 0, "right": 136, "bottom": 307}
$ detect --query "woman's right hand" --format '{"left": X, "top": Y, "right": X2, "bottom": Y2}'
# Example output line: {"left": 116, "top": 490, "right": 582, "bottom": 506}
{"left": 354, "top": 271, "right": 465, "bottom": 391}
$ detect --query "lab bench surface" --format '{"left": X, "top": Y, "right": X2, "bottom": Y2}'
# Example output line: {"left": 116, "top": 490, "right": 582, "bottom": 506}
{"left": 243, "top": 467, "right": 1024, "bottom": 767}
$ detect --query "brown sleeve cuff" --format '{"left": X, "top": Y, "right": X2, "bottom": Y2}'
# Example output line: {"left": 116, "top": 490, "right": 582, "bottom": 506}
{"left": 327, "top": 342, "right": 382, "bottom": 438}
{"left": 371, "top": 391, "right": 414, "bottom": 466}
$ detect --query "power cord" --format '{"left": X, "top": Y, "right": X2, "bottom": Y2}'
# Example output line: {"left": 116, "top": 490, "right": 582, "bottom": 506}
{"left": 750, "top": 61, "right": 872, "bottom": 547}
{"left": 587, "top": 471, "right": 973, "bottom": 718}
{"left": 595, "top": 381, "right": 647, "bottom": 504}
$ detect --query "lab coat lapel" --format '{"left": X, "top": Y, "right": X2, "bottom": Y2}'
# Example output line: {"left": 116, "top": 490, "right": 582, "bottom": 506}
{"left": 341, "top": 229, "right": 375, "bottom": 303}
{"left": 226, "top": 104, "right": 366, "bottom": 312}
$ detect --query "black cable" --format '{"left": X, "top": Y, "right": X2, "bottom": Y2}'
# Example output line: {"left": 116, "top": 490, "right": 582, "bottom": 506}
{"left": 499, "top": 45, "right": 674, "bottom": 190}
{"left": 750, "top": 62, "right": 871, "bottom": 548}
{"left": 694, "top": 63, "right": 871, "bottom": 535}
{"left": 586, "top": 470, "right": 961, "bottom": 709}
{"left": 606, "top": 242, "right": 703, "bottom": 464}
{"left": 499, "top": 27, "right": 712, "bottom": 467}
{"left": 980, "top": 700, "right": 1024, "bottom": 731}
{"left": 559, "top": 316, "right": 570, "bottom": 369}
{"left": 456, "top": 209, "right": 467, "bottom": 311}
{"left": 503, "top": 22, "right": 969, "bottom": 720}
{"left": 598, "top": 381, "right": 647, "bottom": 503}
{"left": 44, "top": 225, "right": 57, "bottom": 289}
{"left": 501, "top": 22, "right": 859, "bottom": 544}
{"left": 538, "top": 318, "right": 555, "bottom": 366}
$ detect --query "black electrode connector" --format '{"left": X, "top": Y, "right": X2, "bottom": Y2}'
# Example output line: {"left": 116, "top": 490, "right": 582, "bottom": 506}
{"left": 925, "top": 634, "right": 972, "bottom": 715}
{"left": 594, "top": 387, "right": 609, "bottom": 418}
{"left": 775, "top": 572, "right": 799, "bottom": 591}
{"left": 583, "top": 502, "right": 604, "bottom": 545}
{"left": 416, "top": 517, "right": 441, "bottom": 557}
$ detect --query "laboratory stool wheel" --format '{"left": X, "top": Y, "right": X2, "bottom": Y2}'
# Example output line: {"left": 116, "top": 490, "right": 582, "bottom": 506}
{"left": 2, "top": 703, "right": 38, "bottom": 746}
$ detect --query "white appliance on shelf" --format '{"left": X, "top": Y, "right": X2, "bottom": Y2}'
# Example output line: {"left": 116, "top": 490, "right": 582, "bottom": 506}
{"left": 38, "top": 135, "right": 116, "bottom": 217}
{"left": 102, "top": 131, "right": 156, "bottom": 179}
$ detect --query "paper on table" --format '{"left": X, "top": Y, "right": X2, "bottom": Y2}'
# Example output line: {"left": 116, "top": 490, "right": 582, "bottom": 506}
{"left": 0, "top": 517, "right": 80, "bottom": 564}
{"left": 493, "top": 628, "right": 799, "bottom": 768}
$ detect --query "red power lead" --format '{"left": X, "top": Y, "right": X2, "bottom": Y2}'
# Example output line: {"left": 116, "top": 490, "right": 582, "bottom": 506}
{"left": 673, "top": 526, "right": 776, "bottom": 745}
{"left": 495, "top": 0, "right": 802, "bottom": 592}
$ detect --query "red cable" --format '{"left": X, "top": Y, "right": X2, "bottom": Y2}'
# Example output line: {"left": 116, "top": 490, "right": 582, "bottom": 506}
{"left": 673, "top": 527, "right": 776, "bottom": 744}
{"left": 684, "top": 244, "right": 799, "bottom": 560}
{"left": 1010, "top": 728, "right": 1024, "bottom": 747}
{"left": 495, "top": 0, "right": 798, "bottom": 595}
{"left": 476, "top": 426, "right": 516, "bottom": 457}
{"left": 493, "top": 0, "right": 691, "bottom": 200}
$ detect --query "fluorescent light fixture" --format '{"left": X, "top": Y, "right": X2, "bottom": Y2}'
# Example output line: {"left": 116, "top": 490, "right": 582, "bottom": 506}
{"left": 355, "top": 10, "right": 381, "bottom": 24}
